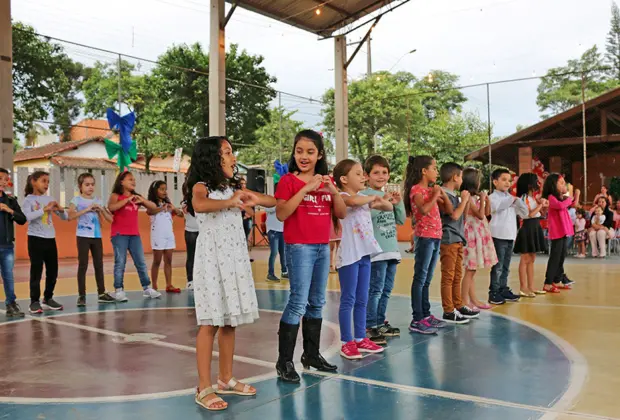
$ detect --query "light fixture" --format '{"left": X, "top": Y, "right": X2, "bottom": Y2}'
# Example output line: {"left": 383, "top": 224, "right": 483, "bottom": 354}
{"left": 427, "top": 72, "right": 433, "bottom": 83}
{"left": 315, "top": 8, "right": 321, "bottom": 15}
{"left": 376, "top": 76, "right": 381, "bottom": 81}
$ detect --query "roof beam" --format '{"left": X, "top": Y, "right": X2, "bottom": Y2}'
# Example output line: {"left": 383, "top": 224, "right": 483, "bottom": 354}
{"left": 516, "top": 134, "right": 620, "bottom": 147}
{"left": 224, "top": 2, "right": 237, "bottom": 27}
{"left": 345, "top": 16, "right": 380, "bottom": 69}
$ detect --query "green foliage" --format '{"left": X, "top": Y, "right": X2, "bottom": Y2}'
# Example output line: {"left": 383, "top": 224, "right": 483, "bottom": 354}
{"left": 321, "top": 70, "right": 483, "bottom": 183}
{"left": 12, "top": 22, "right": 85, "bottom": 140}
{"left": 536, "top": 46, "right": 617, "bottom": 118}
{"left": 606, "top": 2, "right": 620, "bottom": 80}
{"left": 236, "top": 107, "right": 304, "bottom": 170}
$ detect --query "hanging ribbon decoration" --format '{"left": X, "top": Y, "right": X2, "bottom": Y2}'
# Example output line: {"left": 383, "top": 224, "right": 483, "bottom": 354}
{"left": 273, "top": 159, "right": 289, "bottom": 185}
{"left": 105, "top": 108, "right": 138, "bottom": 171}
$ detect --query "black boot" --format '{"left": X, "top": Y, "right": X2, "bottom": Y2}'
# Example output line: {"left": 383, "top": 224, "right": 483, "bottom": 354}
{"left": 276, "top": 321, "right": 301, "bottom": 383}
{"left": 301, "top": 317, "right": 337, "bottom": 372}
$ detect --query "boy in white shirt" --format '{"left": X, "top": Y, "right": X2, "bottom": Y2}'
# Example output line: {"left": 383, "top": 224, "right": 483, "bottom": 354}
{"left": 488, "top": 169, "right": 528, "bottom": 305}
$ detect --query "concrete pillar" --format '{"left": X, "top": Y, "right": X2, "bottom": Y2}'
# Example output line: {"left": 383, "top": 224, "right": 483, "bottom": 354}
{"left": 0, "top": 1, "right": 13, "bottom": 170}
{"left": 517, "top": 147, "right": 532, "bottom": 175}
{"left": 549, "top": 156, "right": 563, "bottom": 174}
{"left": 334, "top": 36, "right": 348, "bottom": 162}
{"left": 209, "top": 0, "right": 225, "bottom": 136}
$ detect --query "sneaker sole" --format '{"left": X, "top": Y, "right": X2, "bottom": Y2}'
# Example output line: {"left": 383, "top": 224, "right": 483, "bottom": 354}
{"left": 358, "top": 347, "right": 384, "bottom": 354}
{"left": 503, "top": 298, "right": 520, "bottom": 302}
{"left": 408, "top": 327, "right": 438, "bottom": 335}
{"left": 461, "top": 314, "right": 480, "bottom": 319}
{"left": 98, "top": 299, "right": 117, "bottom": 303}
{"left": 489, "top": 300, "right": 505, "bottom": 305}
{"left": 29, "top": 309, "right": 43, "bottom": 314}
{"left": 41, "top": 304, "right": 63, "bottom": 311}
{"left": 340, "top": 351, "right": 363, "bottom": 360}
{"left": 442, "top": 318, "right": 470, "bottom": 324}
{"left": 368, "top": 339, "right": 387, "bottom": 345}
{"left": 144, "top": 295, "right": 162, "bottom": 299}
{"left": 7, "top": 313, "right": 25, "bottom": 318}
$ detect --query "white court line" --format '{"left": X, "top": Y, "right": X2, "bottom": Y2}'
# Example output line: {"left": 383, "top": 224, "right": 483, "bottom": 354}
{"left": 387, "top": 291, "right": 589, "bottom": 420}
{"left": 303, "top": 370, "right": 617, "bottom": 420}
{"left": 0, "top": 298, "right": 594, "bottom": 418}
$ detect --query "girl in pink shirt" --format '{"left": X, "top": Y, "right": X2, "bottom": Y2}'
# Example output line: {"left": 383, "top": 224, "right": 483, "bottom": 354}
{"left": 541, "top": 174, "right": 580, "bottom": 293}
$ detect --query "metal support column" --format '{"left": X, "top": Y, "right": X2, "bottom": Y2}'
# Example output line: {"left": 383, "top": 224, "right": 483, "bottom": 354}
{"left": 209, "top": 0, "right": 226, "bottom": 136}
{"left": 334, "top": 35, "right": 348, "bottom": 162}
{"left": 0, "top": 1, "right": 13, "bottom": 170}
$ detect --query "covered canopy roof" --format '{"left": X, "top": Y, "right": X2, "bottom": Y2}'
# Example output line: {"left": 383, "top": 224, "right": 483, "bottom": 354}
{"left": 229, "top": 0, "right": 407, "bottom": 37}
{"left": 465, "top": 87, "right": 620, "bottom": 167}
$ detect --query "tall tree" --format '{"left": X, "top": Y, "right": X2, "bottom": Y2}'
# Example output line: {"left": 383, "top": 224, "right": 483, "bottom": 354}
{"left": 322, "top": 71, "right": 424, "bottom": 162}
{"left": 12, "top": 22, "right": 84, "bottom": 140}
{"left": 152, "top": 43, "right": 276, "bottom": 145}
{"left": 606, "top": 2, "right": 620, "bottom": 80}
{"left": 236, "top": 107, "right": 304, "bottom": 170}
{"left": 536, "top": 46, "right": 617, "bottom": 118}
{"left": 414, "top": 70, "right": 467, "bottom": 120}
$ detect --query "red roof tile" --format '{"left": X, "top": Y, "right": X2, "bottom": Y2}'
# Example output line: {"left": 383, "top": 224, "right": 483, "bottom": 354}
{"left": 14, "top": 137, "right": 105, "bottom": 162}
{"left": 50, "top": 156, "right": 118, "bottom": 170}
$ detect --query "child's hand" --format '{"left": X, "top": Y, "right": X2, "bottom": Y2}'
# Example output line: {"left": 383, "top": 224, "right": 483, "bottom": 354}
{"left": 302, "top": 175, "right": 324, "bottom": 194}
{"left": 432, "top": 185, "right": 442, "bottom": 197}
{"left": 44, "top": 201, "right": 58, "bottom": 212}
{"left": 461, "top": 190, "right": 471, "bottom": 202}
{"left": 0, "top": 203, "right": 11, "bottom": 213}
{"left": 389, "top": 191, "right": 402, "bottom": 204}
{"left": 133, "top": 195, "right": 145, "bottom": 205}
{"left": 322, "top": 175, "right": 339, "bottom": 194}
{"left": 479, "top": 191, "right": 487, "bottom": 202}
{"left": 228, "top": 190, "right": 246, "bottom": 210}
{"left": 241, "top": 191, "right": 258, "bottom": 208}
{"left": 541, "top": 198, "right": 549, "bottom": 208}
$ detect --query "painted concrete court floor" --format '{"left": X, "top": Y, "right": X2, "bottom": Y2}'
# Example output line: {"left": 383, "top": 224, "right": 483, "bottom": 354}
{"left": 1, "top": 246, "right": 619, "bottom": 420}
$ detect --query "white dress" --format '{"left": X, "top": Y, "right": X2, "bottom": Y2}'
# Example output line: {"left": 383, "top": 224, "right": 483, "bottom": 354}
{"left": 193, "top": 187, "right": 259, "bottom": 327}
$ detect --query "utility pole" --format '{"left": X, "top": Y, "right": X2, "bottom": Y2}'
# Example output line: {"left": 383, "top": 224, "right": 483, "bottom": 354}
{"left": 366, "top": 37, "right": 372, "bottom": 76}
{"left": 347, "top": 38, "right": 372, "bottom": 78}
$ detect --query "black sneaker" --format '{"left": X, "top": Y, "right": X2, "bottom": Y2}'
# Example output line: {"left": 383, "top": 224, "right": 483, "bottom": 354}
{"left": 281, "top": 271, "right": 289, "bottom": 279}
{"left": 266, "top": 274, "right": 280, "bottom": 282}
{"left": 489, "top": 293, "right": 505, "bottom": 305}
{"left": 458, "top": 306, "right": 480, "bottom": 319}
{"left": 6, "top": 302, "right": 25, "bottom": 318}
{"left": 442, "top": 310, "right": 470, "bottom": 324}
{"left": 77, "top": 296, "right": 86, "bottom": 307}
{"left": 502, "top": 290, "right": 520, "bottom": 302}
{"left": 98, "top": 292, "right": 117, "bottom": 303}
{"left": 378, "top": 322, "right": 400, "bottom": 337}
{"left": 29, "top": 301, "right": 43, "bottom": 314}
{"left": 41, "top": 298, "right": 63, "bottom": 311}
{"left": 366, "top": 328, "right": 387, "bottom": 345}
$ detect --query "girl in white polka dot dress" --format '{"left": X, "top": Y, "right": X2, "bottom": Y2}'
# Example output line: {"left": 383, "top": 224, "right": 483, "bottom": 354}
{"left": 184, "top": 136, "right": 276, "bottom": 412}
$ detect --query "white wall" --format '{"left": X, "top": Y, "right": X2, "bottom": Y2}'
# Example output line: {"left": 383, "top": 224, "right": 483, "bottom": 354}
{"left": 60, "top": 142, "right": 109, "bottom": 159}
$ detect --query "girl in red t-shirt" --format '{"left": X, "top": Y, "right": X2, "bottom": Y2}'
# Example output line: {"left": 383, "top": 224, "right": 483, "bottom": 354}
{"left": 403, "top": 155, "right": 449, "bottom": 335}
{"left": 274, "top": 129, "right": 346, "bottom": 383}
{"left": 107, "top": 171, "right": 161, "bottom": 302}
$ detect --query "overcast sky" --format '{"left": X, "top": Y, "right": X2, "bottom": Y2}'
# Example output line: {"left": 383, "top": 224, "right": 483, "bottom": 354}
{"left": 12, "top": 0, "right": 612, "bottom": 137}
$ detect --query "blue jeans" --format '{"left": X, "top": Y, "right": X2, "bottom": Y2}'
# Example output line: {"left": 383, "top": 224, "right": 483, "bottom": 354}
{"left": 366, "top": 259, "right": 398, "bottom": 329}
{"left": 280, "top": 244, "right": 330, "bottom": 325}
{"left": 411, "top": 237, "right": 440, "bottom": 321}
{"left": 0, "top": 247, "right": 16, "bottom": 305}
{"left": 112, "top": 235, "right": 151, "bottom": 290}
{"left": 268, "top": 231, "right": 287, "bottom": 276}
{"left": 489, "top": 238, "right": 514, "bottom": 297}
{"left": 338, "top": 255, "right": 371, "bottom": 342}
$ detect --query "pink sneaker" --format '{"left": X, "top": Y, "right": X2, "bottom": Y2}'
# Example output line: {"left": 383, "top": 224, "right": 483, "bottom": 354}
{"left": 356, "top": 338, "right": 385, "bottom": 354}
{"left": 340, "top": 341, "right": 362, "bottom": 360}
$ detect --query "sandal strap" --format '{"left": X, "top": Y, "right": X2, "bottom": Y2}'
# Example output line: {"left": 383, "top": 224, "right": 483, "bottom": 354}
{"left": 218, "top": 377, "right": 239, "bottom": 390}
{"left": 196, "top": 387, "right": 217, "bottom": 401}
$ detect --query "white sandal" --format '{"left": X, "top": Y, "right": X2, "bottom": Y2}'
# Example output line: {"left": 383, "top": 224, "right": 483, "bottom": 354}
{"left": 216, "top": 377, "right": 256, "bottom": 396}
{"left": 195, "top": 387, "right": 228, "bottom": 411}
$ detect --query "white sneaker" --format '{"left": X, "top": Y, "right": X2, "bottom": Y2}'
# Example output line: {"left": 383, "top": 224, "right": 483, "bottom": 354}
{"left": 186, "top": 282, "right": 193, "bottom": 291}
{"left": 143, "top": 288, "right": 162, "bottom": 299}
{"left": 114, "top": 288, "right": 128, "bottom": 302}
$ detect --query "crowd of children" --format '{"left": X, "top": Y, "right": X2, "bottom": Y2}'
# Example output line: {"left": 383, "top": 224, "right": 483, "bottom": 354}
{"left": 0, "top": 128, "right": 613, "bottom": 413}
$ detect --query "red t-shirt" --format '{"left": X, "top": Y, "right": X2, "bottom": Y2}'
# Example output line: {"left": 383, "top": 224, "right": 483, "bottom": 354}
{"left": 275, "top": 173, "right": 333, "bottom": 244}
{"left": 111, "top": 194, "right": 140, "bottom": 236}
{"left": 409, "top": 185, "right": 442, "bottom": 239}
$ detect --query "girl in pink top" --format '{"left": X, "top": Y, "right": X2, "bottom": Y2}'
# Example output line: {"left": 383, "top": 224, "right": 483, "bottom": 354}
{"left": 107, "top": 171, "right": 161, "bottom": 302}
{"left": 541, "top": 174, "right": 580, "bottom": 293}
{"left": 403, "top": 155, "right": 450, "bottom": 335}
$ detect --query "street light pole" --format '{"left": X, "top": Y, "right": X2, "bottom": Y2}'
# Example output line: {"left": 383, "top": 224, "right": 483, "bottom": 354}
{"left": 389, "top": 49, "right": 417, "bottom": 73}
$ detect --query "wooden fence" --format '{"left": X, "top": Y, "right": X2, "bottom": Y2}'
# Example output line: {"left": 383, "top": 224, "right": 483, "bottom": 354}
{"left": 11, "top": 167, "right": 186, "bottom": 207}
